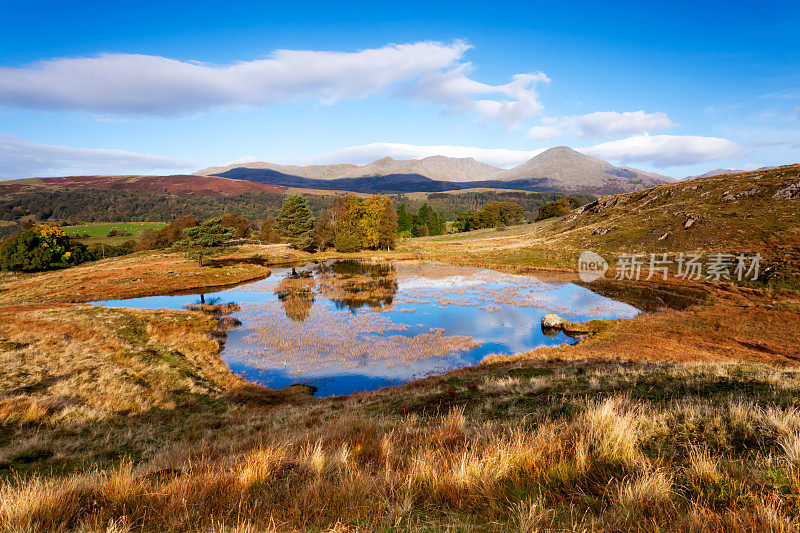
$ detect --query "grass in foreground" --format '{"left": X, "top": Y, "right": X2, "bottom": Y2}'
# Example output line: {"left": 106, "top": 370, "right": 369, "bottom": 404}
{"left": 4, "top": 350, "right": 800, "bottom": 531}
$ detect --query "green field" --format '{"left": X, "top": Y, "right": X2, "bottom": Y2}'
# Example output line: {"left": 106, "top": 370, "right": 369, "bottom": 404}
{"left": 63, "top": 222, "right": 165, "bottom": 245}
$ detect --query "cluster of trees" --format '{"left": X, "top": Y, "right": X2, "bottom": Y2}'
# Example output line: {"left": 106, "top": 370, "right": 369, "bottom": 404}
{"left": 134, "top": 194, "right": 398, "bottom": 255}
{"left": 534, "top": 196, "right": 585, "bottom": 221}
{"left": 136, "top": 213, "right": 253, "bottom": 251}
{"left": 396, "top": 203, "right": 446, "bottom": 237}
{"left": 452, "top": 201, "right": 525, "bottom": 232}
{"left": 394, "top": 191, "right": 596, "bottom": 222}
{"left": 284, "top": 194, "right": 398, "bottom": 252}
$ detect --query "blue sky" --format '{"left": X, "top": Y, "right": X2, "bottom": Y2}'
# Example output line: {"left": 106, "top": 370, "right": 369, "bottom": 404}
{"left": 0, "top": 0, "right": 798, "bottom": 179}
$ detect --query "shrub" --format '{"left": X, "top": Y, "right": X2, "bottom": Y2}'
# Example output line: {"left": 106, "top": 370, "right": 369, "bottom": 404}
{"left": 0, "top": 225, "right": 91, "bottom": 272}
{"left": 535, "top": 197, "right": 584, "bottom": 221}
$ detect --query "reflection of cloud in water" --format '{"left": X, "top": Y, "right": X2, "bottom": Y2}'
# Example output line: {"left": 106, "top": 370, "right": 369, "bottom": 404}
{"left": 91, "top": 261, "right": 639, "bottom": 396}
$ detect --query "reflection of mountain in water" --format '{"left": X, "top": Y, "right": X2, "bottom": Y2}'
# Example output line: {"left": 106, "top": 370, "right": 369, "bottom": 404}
{"left": 316, "top": 261, "right": 398, "bottom": 312}
{"left": 274, "top": 268, "right": 316, "bottom": 321}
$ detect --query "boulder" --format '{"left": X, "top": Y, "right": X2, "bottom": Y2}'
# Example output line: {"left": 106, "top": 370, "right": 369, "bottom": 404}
{"left": 541, "top": 313, "right": 567, "bottom": 329}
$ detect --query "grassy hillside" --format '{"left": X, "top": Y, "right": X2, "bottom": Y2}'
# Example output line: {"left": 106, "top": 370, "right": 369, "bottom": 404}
{"left": 406, "top": 164, "right": 800, "bottom": 285}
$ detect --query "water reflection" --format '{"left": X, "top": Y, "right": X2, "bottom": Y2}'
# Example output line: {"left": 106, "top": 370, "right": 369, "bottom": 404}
{"left": 316, "top": 260, "right": 398, "bottom": 312}
{"left": 274, "top": 268, "right": 316, "bottom": 321}
{"left": 90, "top": 261, "right": 640, "bottom": 397}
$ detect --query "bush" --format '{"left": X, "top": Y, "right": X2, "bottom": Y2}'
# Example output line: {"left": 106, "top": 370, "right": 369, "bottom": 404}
{"left": 535, "top": 197, "right": 583, "bottom": 221}
{"left": 0, "top": 225, "right": 91, "bottom": 272}
{"left": 137, "top": 215, "right": 199, "bottom": 250}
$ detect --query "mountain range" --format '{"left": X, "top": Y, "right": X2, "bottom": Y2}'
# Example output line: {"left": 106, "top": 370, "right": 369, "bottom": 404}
{"left": 196, "top": 147, "right": 673, "bottom": 196}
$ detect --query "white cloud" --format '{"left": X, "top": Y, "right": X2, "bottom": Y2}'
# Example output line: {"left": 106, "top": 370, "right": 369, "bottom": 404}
{"left": 582, "top": 133, "right": 741, "bottom": 167}
{"left": 0, "top": 40, "right": 548, "bottom": 127}
{"left": 0, "top": 41, "right": 470, "bottom": 117}
{"left": 528, "top": 110, "right": 675, "bottom": 140}
{"left": 408, "top": 63, "right": 549, "bottom": 128}
{"left": 0, "top": 134, "right": 194, "bottom": 179}
{"left": 573, "top": 110, "right": 675, "bottom": 138}
{"left": 294, "top": 142, "right": 547, "bottom": 168}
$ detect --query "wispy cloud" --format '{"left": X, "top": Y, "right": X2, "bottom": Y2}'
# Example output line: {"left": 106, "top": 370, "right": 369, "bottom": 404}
{"left": 582, "top": 133, "right": 741, "bottom": 167}
{"left": 406, "top": 63, "right": 549, "bottom": 129}
{"left": 0, "top": 134, "right": 194, "bottom": 179}
{"left": 527, "top": 110, "right": 675, "bottom": 140}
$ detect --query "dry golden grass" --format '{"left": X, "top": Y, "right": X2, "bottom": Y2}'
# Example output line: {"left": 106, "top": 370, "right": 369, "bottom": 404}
{"left": 4, "top": 372, "right": 800, "bottom": 531}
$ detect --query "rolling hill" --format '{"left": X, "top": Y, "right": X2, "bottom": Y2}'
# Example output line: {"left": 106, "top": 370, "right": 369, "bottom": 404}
{"left": 0, "top": 174, "right": 286, "bottom": 196}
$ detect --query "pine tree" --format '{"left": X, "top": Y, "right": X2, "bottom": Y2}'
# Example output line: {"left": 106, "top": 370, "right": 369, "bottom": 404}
{"left": 274, "top": 195, "right": 314, "bottom": 250}
{"left": 396, "top": 203, "right": 413, "bottom": 235}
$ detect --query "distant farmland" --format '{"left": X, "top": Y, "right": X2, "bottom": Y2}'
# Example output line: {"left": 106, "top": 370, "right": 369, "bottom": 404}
{"left": 63, "top": 222, "right": 165, "bottom": 246}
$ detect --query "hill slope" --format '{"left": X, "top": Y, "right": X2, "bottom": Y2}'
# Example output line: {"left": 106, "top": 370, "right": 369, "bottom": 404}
{"left": 410, "top": 164, "right": 800, "bottom": 283}
{"left": 0, "top": 174, "right": 286, "bottom": 196}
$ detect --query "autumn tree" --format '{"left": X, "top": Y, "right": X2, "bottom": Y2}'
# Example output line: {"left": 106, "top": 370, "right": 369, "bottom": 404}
{"left": 219, "top": 213, "right": 253, "bottom": 238}
{"left": 312, "top": 209, "right": 336, "bottom": 251}
{"left": 275, "top": 195, "right": 314, "bottom": 250}
{"left": 481, "top": 201, "right": 524, "bottom": 227}
{"left": 535, "top": 197, "right": 583, "bottom": 221}
{"left": 258, "top": 218, "right": 279, "bottom": 243}
{"left": 334, "top": 195, "right": 364, "bottom": 253}
{"left": 360, "top": 195, "right": 397, "bottom": 250}
{"left": 136, "top": 215, "right": 198, "bottom": 250}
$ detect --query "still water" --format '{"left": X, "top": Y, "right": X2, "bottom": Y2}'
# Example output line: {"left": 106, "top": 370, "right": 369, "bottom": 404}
{"left": 92, "top": 261, "right": 639, "bottom": 396}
